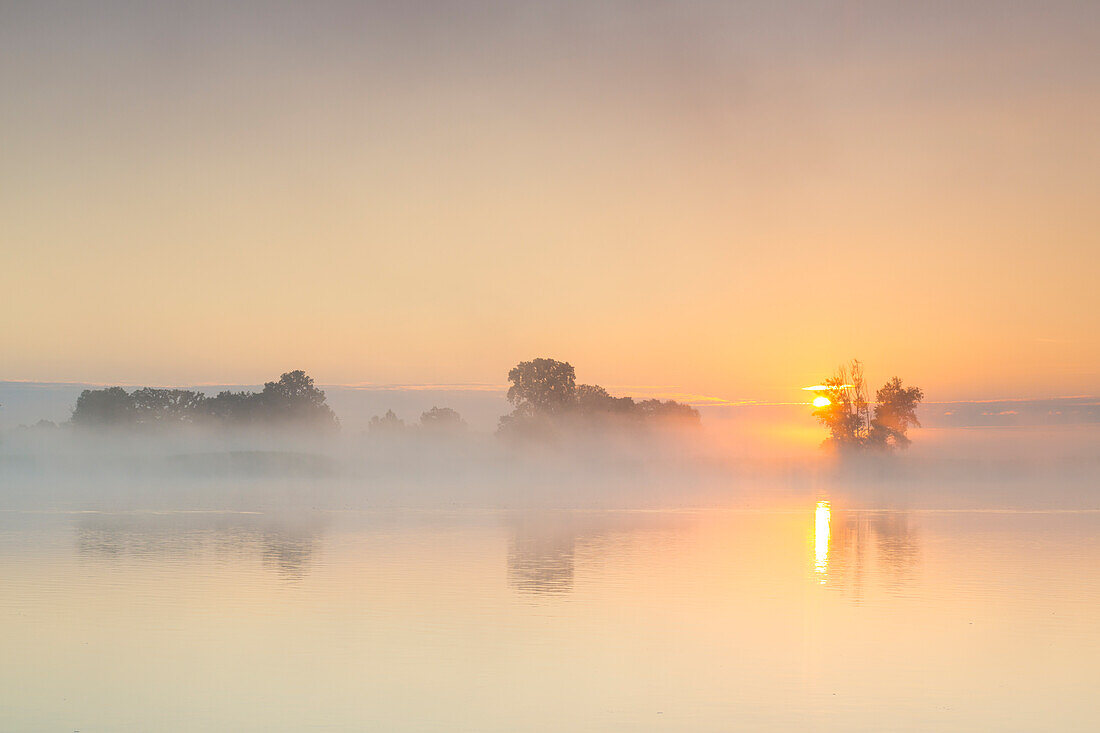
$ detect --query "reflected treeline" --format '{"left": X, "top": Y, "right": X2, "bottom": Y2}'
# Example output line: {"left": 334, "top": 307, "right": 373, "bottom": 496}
{"left": 258, "top": 529, "right": 319, "bottom": 580}
{"left": 815, "top": 503, "right": 920, "bottom": 598}
{"left": 507, "top": 514, "right": 577, "bottom": 595}
{"left": 75, "top": 511, "right": 326, "bottom": 580}
{"left": 505, "top": 510, "right": 686, "bottom": 597}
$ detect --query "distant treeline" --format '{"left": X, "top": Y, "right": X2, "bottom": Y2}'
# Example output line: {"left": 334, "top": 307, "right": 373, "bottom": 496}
{"left": 61, "top": 359, "right": 699, "bottom": 437}
{"left": 498, "top": 358, "right": 699, "bottom": 436}
{"left": 367, "top": 358, "right": 699, "bottom": 438}
{"left": 367, "top": 406, "right": 468, "bottom": 436}
{"left": 71, "top": 370, "right": 338, "bottom": 430}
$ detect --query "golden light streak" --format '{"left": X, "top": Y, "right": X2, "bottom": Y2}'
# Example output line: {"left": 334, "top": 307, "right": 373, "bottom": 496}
{"left": 814, "top": 500, "right": 831, "bottom": 582}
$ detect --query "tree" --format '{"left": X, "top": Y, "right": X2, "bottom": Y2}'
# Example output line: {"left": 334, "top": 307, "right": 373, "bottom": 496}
{"left": 636, "top": 398, "right": 701, "bottom": 424}
{"left": 21, "top": 419, "right": 58, "bottom": 431}
{"left": 72, "top": 387, "right": 135, "bottom": 427}
{"left": 419, "top": 406, "right": 466, "bottom": 432}
{"left": 575, "top": 384, "right": 637, "bottom": 416}
{"left": 506, "top": 358, "right": 577, "bottom": 417}
{"left": 204, "top": 390, "right": 260, "bottom": 424}
{"left": 499, "top": 358, "right": 701, "bottom": 435}
{"left": 812, "top": 360, "right": 923, "bottom": 451}
{"left": 68, "top": 370, "right": 339, "bottom": 431}
{"left": 253, "top": 370, "right": 338, "bottom": 429}
{"left": 369, "top": 409, "right": 407, "bottom": 434}
{"left": 869, "top": 377, "right": 924, "bottom": 449}
{"left": 131, "top": 388, "right": 207, "bottom": 425}
{"left": 814, "top": 360, "right": 869, "bottom": 448}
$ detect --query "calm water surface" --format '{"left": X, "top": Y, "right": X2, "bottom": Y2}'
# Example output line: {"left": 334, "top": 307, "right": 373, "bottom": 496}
{"left": 2, "top": 502, "right": 1099, "bottom": 731}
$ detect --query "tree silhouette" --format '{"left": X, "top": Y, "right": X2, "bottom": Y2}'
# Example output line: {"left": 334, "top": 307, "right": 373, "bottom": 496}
{"left": 70, "top": 371, "right": 338, "bottom": 431}
{"left": 369, "top": 409, "right": 407, "bottom": 434}
{"left": 500, "top": 358, "right": 700, "bottom": 435}
{"left": 814, "top": 360, "right": 869, "bottom": 447}
{"left": 575, "top": 384, "right": 637, "bottom": 416}
{"left": 636, "top": 398, "right": 701, "bottom": 424}
{"left": 258, "top": 370, "right": 338, "bottom": 429}
{"left": 72, "top": 387, "right": 135, "bottom": 427}
{"left": 419, "top": 406, "right": 466, "bottom": 432}
{"left": 812, "top": 360, "right": 923, "bottom": 450}
{"left": 869, "top": 377, "right": 924, "bottom": 448}
{"left": 506, "top": 358, "right": 577, "bottom": 417}
{"left": 131, "top": 388, "right": 206, "bottom": 425}
{"left": 204, "top": 390, "right": 259, "bottom": 424}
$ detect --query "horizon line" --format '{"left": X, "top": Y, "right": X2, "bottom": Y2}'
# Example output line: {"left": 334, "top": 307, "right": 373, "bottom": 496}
{"left": 0, "top": 379, "right": 1095, "bottom": 409}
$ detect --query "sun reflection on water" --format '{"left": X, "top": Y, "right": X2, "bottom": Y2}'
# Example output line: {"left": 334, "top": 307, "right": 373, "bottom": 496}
{"left": 814, "top": 500, "right": 831, "bottom": 582}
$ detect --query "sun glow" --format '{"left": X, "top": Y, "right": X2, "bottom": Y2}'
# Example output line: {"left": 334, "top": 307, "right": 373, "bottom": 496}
{"left": 814, "top": 501, "right": 831, "bottom": 582}
{"left": 812, "top": 396, "right": 831, "bottom": 408}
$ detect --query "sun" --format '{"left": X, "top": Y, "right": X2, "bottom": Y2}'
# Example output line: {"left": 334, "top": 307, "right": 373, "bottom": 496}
{"left": 812, "top": 396, "right": 831, "bottom": 408}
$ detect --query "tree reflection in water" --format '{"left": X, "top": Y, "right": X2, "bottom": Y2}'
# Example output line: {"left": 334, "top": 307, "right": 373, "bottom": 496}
{"left": 506, "top": 513, "right": 576, "bottom": 595}
{"left": 504, "top": 510, "right": 689, "bottom": 598}
{"left": 75, "top": 511, "right": 325, "bottom": 581}
{"left": 815, "top": 504, "right": 921, "bottom": 599}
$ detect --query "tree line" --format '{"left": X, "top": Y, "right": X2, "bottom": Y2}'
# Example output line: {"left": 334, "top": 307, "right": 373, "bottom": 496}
{"left": 71, "top": 370, "right": 338, "bottom": 430}
{"left": 368, "top": 406, "right": 467, "bottom": 435}
{"left": 64, "top": 359, "right": 698, "bottom": 436}
{"left": 64, "top": 357, "right": 921, "bottom": 449}
{"left": 498, "top": 358, "right": 699, "bottom": 436}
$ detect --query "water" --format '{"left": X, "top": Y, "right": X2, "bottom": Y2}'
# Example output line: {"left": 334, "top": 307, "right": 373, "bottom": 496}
{"left": 2, "top": 504, "right": 1099, "bottom": 731}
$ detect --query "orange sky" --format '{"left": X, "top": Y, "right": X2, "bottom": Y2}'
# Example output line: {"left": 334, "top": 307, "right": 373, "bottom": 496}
{"left": 2, "top": 1, "right": 1097, "bottom": 402}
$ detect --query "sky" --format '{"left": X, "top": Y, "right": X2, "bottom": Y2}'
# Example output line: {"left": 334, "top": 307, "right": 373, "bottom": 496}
{"left": 2, "top": 0, "right": 1098, "bottom": 404}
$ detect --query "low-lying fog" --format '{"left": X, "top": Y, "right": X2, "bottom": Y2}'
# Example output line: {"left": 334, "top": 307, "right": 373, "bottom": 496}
{"left": 2, "top": 398, "right": 1096, "bottom": 514}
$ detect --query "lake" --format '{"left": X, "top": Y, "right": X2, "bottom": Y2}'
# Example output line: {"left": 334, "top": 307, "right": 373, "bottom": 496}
{"left": 2, "top": 500, "right": 1098, "bottom": 731}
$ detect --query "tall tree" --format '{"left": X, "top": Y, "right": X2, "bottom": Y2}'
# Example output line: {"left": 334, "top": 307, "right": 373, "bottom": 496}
{"left": 499, "top": 358, "right": 700, "bottom": 435}
{"left": 813, "top": 360, "right": 923, "bottom": 451}
{"left": 506, "top": 358, "right": 577, "bottom": 417}
{"left": 814, "top": 360, "right": 870, "bottom": 447}
{"left": 258, "top": 370, "right": 338, "bottom": 428}
{"left": 71, "top": 387, "right": 135, "bottom": 427}
{"left": 869, "top": 378, "right": 924, "bottom": 448}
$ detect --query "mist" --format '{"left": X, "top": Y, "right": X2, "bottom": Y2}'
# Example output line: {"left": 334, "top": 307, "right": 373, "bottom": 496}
{"left": 3, "top": 376, "right": 1096, "bottom": 516}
